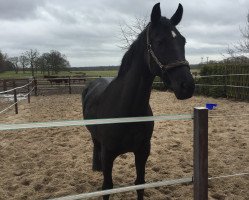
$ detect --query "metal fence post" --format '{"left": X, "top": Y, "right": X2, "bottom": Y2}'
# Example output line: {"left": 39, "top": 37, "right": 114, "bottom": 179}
{"left": 193, "top": 107, "right": 208, "bottom": 200}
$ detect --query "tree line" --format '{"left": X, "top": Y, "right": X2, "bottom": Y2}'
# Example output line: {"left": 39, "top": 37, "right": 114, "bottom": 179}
{"left": 0, "top": 49, "right": 70, "bottom": 76}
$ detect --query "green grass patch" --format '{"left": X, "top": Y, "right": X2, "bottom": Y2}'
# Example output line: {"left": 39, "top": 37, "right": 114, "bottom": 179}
{"left": 1, "top": 68, "right": 198, "bottom": 79}
{"left": 0, "top": 71, "right": 34, "bottom": 79}
{"left": 0, "top": 70, "right": 118, "bottom": 79}
{"left": 83, "top": 70, "right": 118, "bottom": 77}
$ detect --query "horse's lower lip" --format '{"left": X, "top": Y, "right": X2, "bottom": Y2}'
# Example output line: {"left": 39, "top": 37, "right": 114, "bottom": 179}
{"left": 176, "top": 95, "right": 192, "bottom": 100}
{"left": 175, "top": 90, "right": 194, "bottom": 100}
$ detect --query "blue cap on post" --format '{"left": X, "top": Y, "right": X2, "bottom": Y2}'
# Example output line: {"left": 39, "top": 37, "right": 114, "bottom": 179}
{"left": 206, "top": 103, "right": 217, "bottom": 110}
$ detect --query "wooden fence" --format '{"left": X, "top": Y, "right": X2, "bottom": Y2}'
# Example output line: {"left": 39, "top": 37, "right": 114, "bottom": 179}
{"left": 35, "top": 76, "right": 86, "bottom": 95}
{"left": 0, "top": 76, "right": 86, "bottom": 114}
{"left": 0, "top": 76, "right": 86, "bottom": 95}
{"left": 0, "top": 79, "right": 35, "bottom": 114}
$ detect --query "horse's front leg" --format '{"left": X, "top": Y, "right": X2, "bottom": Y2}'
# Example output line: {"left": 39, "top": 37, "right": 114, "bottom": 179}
{"left": 134, "top": 143, "right": 151, "bottom": 200}
{"left": 101, "top": 147, "right": 116, "bottom": 200}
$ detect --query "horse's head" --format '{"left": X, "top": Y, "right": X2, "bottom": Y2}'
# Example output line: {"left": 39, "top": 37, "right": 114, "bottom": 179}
{"left": 147, "top": 3, "right": 195, "bottom": 100}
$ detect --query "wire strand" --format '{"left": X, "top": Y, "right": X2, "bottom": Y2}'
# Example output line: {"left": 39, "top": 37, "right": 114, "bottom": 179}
{"left": 0, "top": 86, "right": 35, "bottom": 114}
{"left": 0, "top": 80, "right": 34, "bottom": 94}
{"left": 0, "top": 101, "right": 18, "bottom": 114}
{"left": 196, "top": 74, "right": 249, "bottom": 78}
{"left": 209, "top": 113, "right": 249, "bottom": 118}
{"left": 195, "top": 84, "right": 249, "bottom": 89}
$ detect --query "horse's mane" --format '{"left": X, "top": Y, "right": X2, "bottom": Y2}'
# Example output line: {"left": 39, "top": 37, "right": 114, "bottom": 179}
{"left": 117, "top": 27, "right": 147, "bottom": 77}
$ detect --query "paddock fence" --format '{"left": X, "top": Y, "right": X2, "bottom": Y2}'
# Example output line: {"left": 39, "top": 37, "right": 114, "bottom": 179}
{"left": 0, "top": 76, "right": 88, "bottom": 114}
{"left": 194, "top": 73, "right": 249, "bottom": 100}
{"left": 35, "top": 76, "right": 86, "bottom": 95}
{"left": 192, "top": 62, "right": 249, "bottom": 100}
{"left": 1, "top": 73, "right": 249, "bottom": 115}
{"left": 0, "top": 109, "right": 248, "bottom": 200}
{"left": 0, "top": 78, "right": 35, "bottom": 114}
{"left": 0, "top": 76, "right": 87, "bottom": 96}
{"left": 152, "top": 73, "right": 249, "bottom": 100}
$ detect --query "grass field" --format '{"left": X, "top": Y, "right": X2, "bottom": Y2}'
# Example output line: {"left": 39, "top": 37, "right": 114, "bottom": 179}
{"left": 82, "top": 70, "right": 118, "bottom": 77}
{"left": 0, "top": 68, "right": 199, "bottom": 79}
{"left": 0, "top": 70, "right": 118, "bottom": 79}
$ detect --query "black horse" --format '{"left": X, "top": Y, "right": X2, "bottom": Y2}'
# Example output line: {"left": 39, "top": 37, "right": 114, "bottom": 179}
{"left": 82, "top": 3, "right": 195, "bottom": 200}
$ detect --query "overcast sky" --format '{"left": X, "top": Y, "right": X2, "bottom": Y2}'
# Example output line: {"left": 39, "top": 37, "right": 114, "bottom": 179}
{"left": 0, "top": 0, "right": 248, "bottom": 67}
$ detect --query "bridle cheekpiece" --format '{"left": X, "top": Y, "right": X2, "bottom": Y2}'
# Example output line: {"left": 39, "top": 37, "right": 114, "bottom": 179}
{"left": 146, "top": 23, "right": 189, "bottom": 72}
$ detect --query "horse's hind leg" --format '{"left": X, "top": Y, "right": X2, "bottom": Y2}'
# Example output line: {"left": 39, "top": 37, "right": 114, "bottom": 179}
{"left": 134, "top": 143, "right": 151, "bottom": 200}
{"left": 92, "top": 139, "right": 102, "bottom": 171}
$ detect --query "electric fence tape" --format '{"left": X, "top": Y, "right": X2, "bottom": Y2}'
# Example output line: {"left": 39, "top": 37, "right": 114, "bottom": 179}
{"left": 49, "top": 177, "right": 192, "bottom": 200}
{"left": 48, "top": 172, "right": 249, "bottom": 200}
{"left": 0, "top": 114, "right": 192, "bottom": 131}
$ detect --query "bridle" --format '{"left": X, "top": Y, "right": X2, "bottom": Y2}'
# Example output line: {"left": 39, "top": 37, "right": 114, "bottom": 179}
{"left": 146, "top": 23, "right": 189, "bottom": 72}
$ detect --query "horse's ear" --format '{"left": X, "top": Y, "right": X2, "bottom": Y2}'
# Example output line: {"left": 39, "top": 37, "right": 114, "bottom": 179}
{"left": 151, "top": 3, "right": 161, "bottom": 25}
{"left": 170, "top": 3, "right": 183, "bottom": 26}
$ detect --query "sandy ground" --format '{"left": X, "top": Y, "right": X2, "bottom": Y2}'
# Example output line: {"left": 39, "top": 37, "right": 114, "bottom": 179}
{"left": 0, "top": 91, "right": 248, "bottom": 200}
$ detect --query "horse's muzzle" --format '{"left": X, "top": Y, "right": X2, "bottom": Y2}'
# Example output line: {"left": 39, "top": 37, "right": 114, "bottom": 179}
{"left": 175, "top": 78, "right": 195, "bottom": 100}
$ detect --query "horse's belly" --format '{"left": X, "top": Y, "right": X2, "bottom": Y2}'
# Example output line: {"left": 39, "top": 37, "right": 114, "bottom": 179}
{"left": 95, "top": 122, "right": 153, "bottom": 152}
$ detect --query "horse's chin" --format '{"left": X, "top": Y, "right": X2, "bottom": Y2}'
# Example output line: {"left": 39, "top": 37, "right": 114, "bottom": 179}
{"left": 174, "top": 90, "right": 194, "bottom": 100}
{"left": 175, "top": 94, "right": 192, "bottom": 100}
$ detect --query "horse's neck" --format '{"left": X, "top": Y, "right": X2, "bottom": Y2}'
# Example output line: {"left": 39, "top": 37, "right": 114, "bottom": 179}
{"left": 119, "top": 62, "right": 154, "bottom": 114}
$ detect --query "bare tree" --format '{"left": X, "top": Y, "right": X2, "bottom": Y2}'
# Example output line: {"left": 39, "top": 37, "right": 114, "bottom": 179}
{"left": 1, "top": 51, "right": 14, "bottom": 72}
{"left": 35, "top": 55, "right": 44, "bottom": 75}
{"left": 0, "top": 51, "right": 8, "bottom": 72}
{"left": 118, "top": 16, "right": 148, "bottom": 50}
{"left": 19, "top": 55, "right": 29, "bottom": 73}
{"left": 25, "top": 49, "right": 39, "bottom": 77}
{"left": 48, "top": 50, "right": 70, "bottom": 74}
{"left": 236, "top": 13, "right": 249, "bottom": 54}
{"left": 227, "top": 13, "right": 249, "bottom": 58}
{"left": 8, "top": 57, "right": 19, "bottom": 74}
{"left": 35, "top": 53, "right": 51, "bottom": 75}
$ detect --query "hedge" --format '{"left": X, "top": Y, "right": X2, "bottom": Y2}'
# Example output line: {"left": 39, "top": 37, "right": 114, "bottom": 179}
{"left": 195, "top": 64, "right": 249, "bottom": 100}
